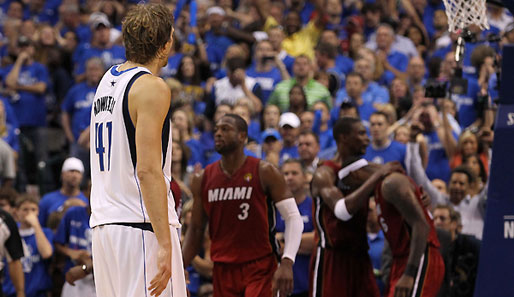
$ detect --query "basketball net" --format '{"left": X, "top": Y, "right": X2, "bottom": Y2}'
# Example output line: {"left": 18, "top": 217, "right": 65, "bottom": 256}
{"left": 443, "top": 0, "right": 490, "bottom": 33}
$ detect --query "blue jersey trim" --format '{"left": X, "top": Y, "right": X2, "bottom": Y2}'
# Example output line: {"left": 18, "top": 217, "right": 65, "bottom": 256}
{"left": 141, "top": 230, "right": 148, "bottom": 297}
{"left": 110, "top": 65, "right": 138, "bottom": 76}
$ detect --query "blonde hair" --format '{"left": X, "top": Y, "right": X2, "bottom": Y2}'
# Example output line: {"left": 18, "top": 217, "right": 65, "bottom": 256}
{"left": 122, "top": 3, "right": 174, "bottom": 64}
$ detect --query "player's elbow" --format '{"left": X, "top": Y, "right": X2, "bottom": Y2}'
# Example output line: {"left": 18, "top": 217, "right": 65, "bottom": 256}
{"left": 136, "top": 166, "right": 161, "bottom": 182}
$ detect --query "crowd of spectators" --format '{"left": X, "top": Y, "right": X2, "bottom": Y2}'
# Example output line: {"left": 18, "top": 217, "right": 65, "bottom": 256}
{"left": 0, "top": 0, "right": 508, "bottom": 295}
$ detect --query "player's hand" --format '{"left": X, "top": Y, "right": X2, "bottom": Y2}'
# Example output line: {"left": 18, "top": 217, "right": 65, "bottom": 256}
{"left": 394, "top": 274, "right": 414, "bottom": 297}
{"left": 149, "top": 245, "right": 172, "bottom": 296}
{"left": 65, "top": 265, "right": 87, "bottom": 286}
{"left": 379, "top": 161, "right": 404, "bottom": 178}
{"left": 272, "top": 258, "right": 294, "bottom": 297}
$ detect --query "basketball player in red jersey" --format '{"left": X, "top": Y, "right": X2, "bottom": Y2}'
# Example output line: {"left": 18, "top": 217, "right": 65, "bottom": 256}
{"left": 323, "top": 117, "right": 444, "bottom": 297}
{"left": 310, "top": 117, "right": 403, "bottom": 297}
{"left": 182, "top": 114, "right": 304, "bottom": 297}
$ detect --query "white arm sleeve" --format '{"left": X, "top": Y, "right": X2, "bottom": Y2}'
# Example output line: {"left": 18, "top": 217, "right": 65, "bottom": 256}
{"left": 275, "top": 198, "right": 303, "bottom": 263}
{"left": 334, "top": 198, "right": 353, "bottom": 221}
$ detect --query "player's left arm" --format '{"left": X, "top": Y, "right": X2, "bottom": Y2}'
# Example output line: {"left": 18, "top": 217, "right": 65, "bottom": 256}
{"left": 381, "top": 173, "right": 430, "bottom": 297}
{"left": 259, "top": 161, "right": 302, "bottom": 297}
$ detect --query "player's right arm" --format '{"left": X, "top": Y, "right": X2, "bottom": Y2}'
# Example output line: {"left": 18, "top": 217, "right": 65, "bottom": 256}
{"left": 182, "top": 171, "right": 208, "bottom": 268}
{"left": 312, "top": 162, "right": 403, "bottom": 220}
{"left": 381, "top": 173, "right": 430, "bottom": 297}
{"left": 129, "top": 75, "right": 173, "bottom": 297}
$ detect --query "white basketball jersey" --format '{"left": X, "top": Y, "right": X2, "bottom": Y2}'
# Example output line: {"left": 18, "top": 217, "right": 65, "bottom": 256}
{"left": 89, "top": 65, "right": 179, "bottom": 228}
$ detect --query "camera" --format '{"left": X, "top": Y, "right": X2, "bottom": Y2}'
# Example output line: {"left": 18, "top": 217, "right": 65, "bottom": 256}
{"left": 424, "top": 79, "right": 447, "bottom": 98}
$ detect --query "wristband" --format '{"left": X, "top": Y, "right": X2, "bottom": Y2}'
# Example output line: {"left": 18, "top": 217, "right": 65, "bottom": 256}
{"left": 404, "top": 264, "right": 418, "bottom": 277}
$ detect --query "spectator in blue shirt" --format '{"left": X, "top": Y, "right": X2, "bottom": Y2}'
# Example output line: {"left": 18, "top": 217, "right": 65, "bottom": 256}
{"left": 319, "top": 30, "right": 355, "bottom": 79}
{"left": 367, "top": 197, "right": 386, "bottom": 295}
{"left": 246, "top": 40, "right": 289, "bottom": 103}
{"left": 414, "top": 103, "right": 458, "bottom": 183}
{"left": 62, "top": 57, "right": 104, "bottom": 180}
{"left": 4, "top": 195, "right": 53, "bottom": 297}
{"left": 278, "top": 112, "right": 300, "bottom": 163}
{"left": 332, "top": 58, "right": 389, "bottom": 126}
{"left": 364, "top": 111, "right": 407, "bottom": 168}
{"left": 332, "top": 72, "right": 377, "bottom": 129}
{"left": 312, "top": 101, "right": 335, "bottom": 151}
{"left": 204, "top": 7, "right": 235, "bottom": 73}
{"left": 276, "top": 159, "right": 315, "bottom": 297}
{"left": 172, "top": 109, "right": 205, "bottom": 170}
{"left": 315, "top": 42, "right": 344, "bottom": 95}
{"left": 54, "top": 205, "right": 95, "bottom": 297}
{"left": 38, "top": 158, "right": 88, "bottom": 228}
{"left": 374, "top": 24, "right": 409, "bottom": 86}
{"left": 268, "top": 26, "right": 296, "bottom": 75}
{"left": 4, "top": 35, "right": 49, "bottom": 187}
{"left": 73, "top": 12, "right": 125, "bottom": 80}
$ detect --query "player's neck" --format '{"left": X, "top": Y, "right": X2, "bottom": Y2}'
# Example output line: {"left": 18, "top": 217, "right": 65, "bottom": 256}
{"left": 220, "top": 150, "right": 247, "bottom": 176}
{"left": 120, "top": 60, "right": 160, "bottom": 76}
{"left": 293, "top": 190, "right": 307, "bottom": 204}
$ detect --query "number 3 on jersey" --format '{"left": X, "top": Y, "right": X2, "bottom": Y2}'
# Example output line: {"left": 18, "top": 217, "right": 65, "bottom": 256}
{"left": 238, "top": 202, "right": 250, "bottom": 220}
{"left": 95, "top": 121, "right": 112, "bottom": 171}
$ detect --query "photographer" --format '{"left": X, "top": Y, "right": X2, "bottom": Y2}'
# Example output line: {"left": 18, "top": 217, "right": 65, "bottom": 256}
{"left": 412, "top": 101, "right": 458, "bottom": 183}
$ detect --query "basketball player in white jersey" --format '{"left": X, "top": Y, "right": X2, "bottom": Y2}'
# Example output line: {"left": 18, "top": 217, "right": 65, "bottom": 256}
{"left": 89, "top": 4, "right": 186, "bottom": 297}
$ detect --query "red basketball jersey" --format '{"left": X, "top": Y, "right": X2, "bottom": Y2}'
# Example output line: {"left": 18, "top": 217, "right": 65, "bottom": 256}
{"left": 201, "top": 156, "right": 278, "bottom": 263}
{"left": 374, "top": 176, "right": 440, "bottom": 258}
{"left": 313, "top": 161, "right": 369, "bottom": 251}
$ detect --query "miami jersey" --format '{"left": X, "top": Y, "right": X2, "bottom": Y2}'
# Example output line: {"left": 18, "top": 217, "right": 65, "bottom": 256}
{"left": 313, "top": 160, "right": 369, "bottom": 251}
{"left": 89, "top": 65, "right": 179, "bottom": 228}
{"left": 374, "top": 177, "right": 440, "bottom": 257}
{"left": 201, "top": 156, "right": 278, "bottom": 263}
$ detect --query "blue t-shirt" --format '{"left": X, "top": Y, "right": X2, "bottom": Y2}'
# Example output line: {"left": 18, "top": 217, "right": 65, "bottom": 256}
{"left": 282, "top": 54, "right": 295, "bottom": 76}
{"left": 3, "top": 226, "right": 53, "bottom": 297}
{"left": 275, "top": 196, "right": 314, "bottom": 294}
{"left": 205, "top": 31, "right": 235, "bottom": 72}
{"left": 332, "top": 83, "right": 389, "bottom": 126}
{"left": 38, "top": 190, "right": 88, "bottom": 227}
{"left": 54, "top": 206, "right": 91, "bottom": 273}
{"left": 364, "top": 140, "right": 407, "bottom": 169}
{"left": 422, "top": 1, "right": 444, "bottom": 38}
{"left": 451, "top": 77, "right": 480, "bottom": 129}
{"left": 246, "top": 65, "right": 282, "bottom": 103}
{"left": 379, "top": 51, "right": 409, "bottom": 86}
{"left": 368, "top": 230, "right": 386, "bottom": 295}
{"left": 424, "top": 130, "right": 457, "bottom": 183}
{"left": 61, "top": 82, "right": 96, "bottom": 140}
{"left": 279, "top": 145, "right": 299, "bottom": 164}
{"left": 160, "top": 53, "right": 184, "bottom": 79}
{"left": 1, "top": 62, "right": 49, "bottom": 127}
{"left": 73, "top": 43, "right": 125, "bottom": 76}
{"left": 335, "top": 54, "right": 354, "bottom": 76}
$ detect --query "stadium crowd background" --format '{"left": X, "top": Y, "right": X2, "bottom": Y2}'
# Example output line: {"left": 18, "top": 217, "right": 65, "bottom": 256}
{"left": 0, "top": 0, "right": 508, "bottom": 295}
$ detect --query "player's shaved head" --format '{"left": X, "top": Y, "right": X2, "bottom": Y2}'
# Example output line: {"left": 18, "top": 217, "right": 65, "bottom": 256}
{"left": 333, "top": 117, "right": 361, "bottom": 141}
{"left": 222, "top": 113, "right": 248, "bottom": 136}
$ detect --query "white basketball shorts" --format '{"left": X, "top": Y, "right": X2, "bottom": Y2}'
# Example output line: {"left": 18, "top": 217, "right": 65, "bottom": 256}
{"left": 92, "top": 224, "right": 187, "bottom": 297}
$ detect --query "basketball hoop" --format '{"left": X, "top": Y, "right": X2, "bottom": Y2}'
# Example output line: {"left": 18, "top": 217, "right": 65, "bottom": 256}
{"left": 443, "top": 0, "right": 490, "bottom": 33}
